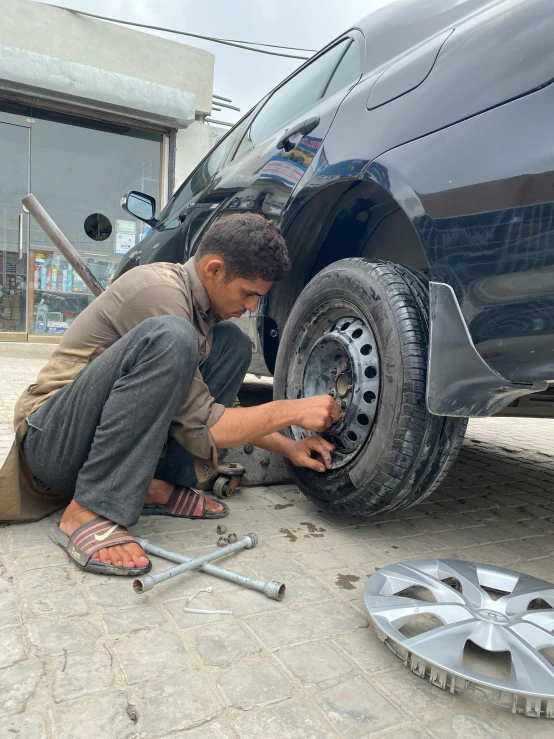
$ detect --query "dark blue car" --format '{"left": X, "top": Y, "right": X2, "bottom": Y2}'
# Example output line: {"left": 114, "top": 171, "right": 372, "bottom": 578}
{"left": 116, "top": 0, "right": 554, "bottom": 514}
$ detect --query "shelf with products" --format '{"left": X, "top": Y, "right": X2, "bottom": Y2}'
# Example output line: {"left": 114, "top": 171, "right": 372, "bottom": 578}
{"left": 29, "top": 249, "right": 118, "bottom": 336}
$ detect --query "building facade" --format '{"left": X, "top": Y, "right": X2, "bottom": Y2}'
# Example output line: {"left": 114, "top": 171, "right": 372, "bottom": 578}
{"left": 0, "top": 0, "right": 214, "bottom": 340}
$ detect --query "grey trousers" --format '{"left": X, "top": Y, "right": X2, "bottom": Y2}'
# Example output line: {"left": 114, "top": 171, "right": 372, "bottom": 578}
{"left": 22, "top": 316, "right": 252, "bottom": 527}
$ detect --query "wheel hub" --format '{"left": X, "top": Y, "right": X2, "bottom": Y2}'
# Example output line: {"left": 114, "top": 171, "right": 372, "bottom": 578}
{"left": 302, "top": 316, "right": 380, "bottom": 455}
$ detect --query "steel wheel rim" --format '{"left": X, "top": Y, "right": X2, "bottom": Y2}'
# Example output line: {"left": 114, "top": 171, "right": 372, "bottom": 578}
{"left": 364, "top": 559, "right": 554, "bottom": 706}
{"left": 285, "top": 303, "right": 381, "bottom": 469}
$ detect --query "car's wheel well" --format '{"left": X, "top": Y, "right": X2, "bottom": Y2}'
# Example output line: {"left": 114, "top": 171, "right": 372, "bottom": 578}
{"left": 268, "top": 179, "right": 430, "bottom": 332}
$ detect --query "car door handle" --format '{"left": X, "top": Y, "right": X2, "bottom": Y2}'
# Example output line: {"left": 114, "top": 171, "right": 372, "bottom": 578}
{"left": 276, "top": 116, "right": 320, "bottom": 152}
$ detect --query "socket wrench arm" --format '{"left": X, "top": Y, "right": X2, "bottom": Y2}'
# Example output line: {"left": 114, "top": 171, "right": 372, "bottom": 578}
{"left": 133, "top": 533, "right": 258, "bottom": 594}
{"left": 135, "top": 535, "right": 285, "bottom": 601}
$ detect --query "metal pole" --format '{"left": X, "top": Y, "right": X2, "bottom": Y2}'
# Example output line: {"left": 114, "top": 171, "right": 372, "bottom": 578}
{"left": 134, "top": 533, "right": 260, "bottom": 594}
{"left": 205, "top": 118, "right": 235, "bottom": 128}
{"left": 212, "top": 101, "right": 241, "bottom": 112}
{"left": 22, "top": 194, "right": 104, "bottom": 297}
{"left": 135, "top": 536, "right": 286, "bottom": 601}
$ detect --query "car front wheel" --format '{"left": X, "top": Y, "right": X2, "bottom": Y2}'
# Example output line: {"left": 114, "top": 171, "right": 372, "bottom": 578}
{"left": 273, "top": 258, "right": 467, "bottom": 515}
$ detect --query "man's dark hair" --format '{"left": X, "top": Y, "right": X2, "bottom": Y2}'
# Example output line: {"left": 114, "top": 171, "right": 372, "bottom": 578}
{"left": 195, "top": 212, "right": 291, "bottom": 282}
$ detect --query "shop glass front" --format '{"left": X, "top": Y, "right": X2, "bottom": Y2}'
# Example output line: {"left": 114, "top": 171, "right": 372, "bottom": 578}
{"left": 0, "top": 106, "right": 161, "bottom": 339}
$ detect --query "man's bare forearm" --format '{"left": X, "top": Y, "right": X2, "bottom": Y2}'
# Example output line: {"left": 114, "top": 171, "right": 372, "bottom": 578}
{"left": 209, "top": 401, "right": 297, "bottom": 449}
{"left": 209, "top": 395, "right": 342, "bottom": 449}
{"left": 251, "top": 431, "right": 295, "bottom": 457}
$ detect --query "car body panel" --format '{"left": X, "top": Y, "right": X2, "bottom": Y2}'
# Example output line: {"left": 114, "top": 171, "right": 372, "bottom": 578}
{"left": 364, "top": 80, "right": 554, "bottom": 385}
{"left": 114, "top": 0, "right": 554, "bottom": 414}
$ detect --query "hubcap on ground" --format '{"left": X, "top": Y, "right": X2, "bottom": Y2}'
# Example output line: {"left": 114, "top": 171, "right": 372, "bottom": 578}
{"left": 364, "top": 559, "right": 554, "bottom": 717}
{"left": 302, "top": 315, "right": 380, "bottom": 457}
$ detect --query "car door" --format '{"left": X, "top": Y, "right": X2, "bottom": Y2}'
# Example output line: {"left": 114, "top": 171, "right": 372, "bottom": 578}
{"left": 185, "top": 32, "right": 364, "bottom": 256}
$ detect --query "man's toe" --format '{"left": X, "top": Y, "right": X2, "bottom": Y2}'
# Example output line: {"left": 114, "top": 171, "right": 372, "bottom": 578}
{"left": 98, "top": 548, "right": 111, "bottom": 564}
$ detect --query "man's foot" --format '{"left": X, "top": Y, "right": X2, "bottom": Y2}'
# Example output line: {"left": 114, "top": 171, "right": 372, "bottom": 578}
{"left": 145, "top": 479, "right": 227, "bottom": 517}
{"left": 60, "top": 500, "right": 149, "bottom": 569}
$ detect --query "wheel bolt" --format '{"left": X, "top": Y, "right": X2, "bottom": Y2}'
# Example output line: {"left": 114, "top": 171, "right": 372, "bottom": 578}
{"left": 341, "top": 400, "right": 347, "bottom": 409}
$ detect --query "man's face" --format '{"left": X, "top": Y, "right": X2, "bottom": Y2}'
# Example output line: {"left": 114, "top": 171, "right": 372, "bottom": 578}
{"left": 199, "top": 256, "right": 274, "bottom": 319}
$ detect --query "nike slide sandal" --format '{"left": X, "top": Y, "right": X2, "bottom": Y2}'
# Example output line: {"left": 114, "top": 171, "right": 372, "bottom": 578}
{"left": 49, "top": 516, "right": 152, "bottom": 576}
{"left": 141, "top": 486, "right": 229, "bottom": 520}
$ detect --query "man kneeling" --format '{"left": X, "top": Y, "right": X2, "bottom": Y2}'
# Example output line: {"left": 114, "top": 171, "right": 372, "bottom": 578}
{"left": 1, "top": 213, "right": 340, "bottom": 577}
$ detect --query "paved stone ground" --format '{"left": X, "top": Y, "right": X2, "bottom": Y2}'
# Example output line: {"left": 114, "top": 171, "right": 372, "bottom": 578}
{"left": 1, "top": 343, "right": 554, "bottom": 738}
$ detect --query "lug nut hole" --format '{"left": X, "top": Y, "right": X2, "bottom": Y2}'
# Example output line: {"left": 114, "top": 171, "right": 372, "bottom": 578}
{"left": 364, "top": 391, "right": 376, "bottom": 403}
{"left": 360, "top": 344, "right": 372, "bottom": 356}
{"left": 347, "top": 430, "right": 358, "bottom": 441}
{"left": 352, "top": 328, "right": 363, "bottom": 339}
{"left": 364, "top": 367, "right": 377, "bottom": 379}
{"left": 340, "top": 322, "right": 351, "bottom": 331}
{"left": 357, "top": 414, "right": 369, "bottom": 426}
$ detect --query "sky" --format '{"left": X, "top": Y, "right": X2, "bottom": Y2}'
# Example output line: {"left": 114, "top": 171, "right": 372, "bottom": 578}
{"left": 36, "top": 0, "right": 391, "bottom": 125}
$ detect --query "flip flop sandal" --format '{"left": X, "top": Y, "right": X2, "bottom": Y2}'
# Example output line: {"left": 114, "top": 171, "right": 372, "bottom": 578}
{"left": 49, "top": 517, "right": 152, "bottom": 576}
{"left": 141, "top": 486, "right": 229, "bottom": 520}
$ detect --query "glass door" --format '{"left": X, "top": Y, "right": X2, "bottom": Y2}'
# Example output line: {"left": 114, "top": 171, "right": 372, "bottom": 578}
{"left": 0, "top": 118, "right": 30, "bottom": 337}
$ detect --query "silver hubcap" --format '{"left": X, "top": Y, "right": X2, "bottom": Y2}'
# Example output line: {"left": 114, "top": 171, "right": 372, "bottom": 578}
{"left": 365, "top": 559, "right": 554, "bottom": 714}
{"left": 302, "top": 316, "right": 380, "bottom": 457}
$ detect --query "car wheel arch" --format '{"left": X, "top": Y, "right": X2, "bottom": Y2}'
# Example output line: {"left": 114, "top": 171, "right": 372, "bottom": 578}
{"left": 267, "top": 178, "right": 430, "bottom": 339}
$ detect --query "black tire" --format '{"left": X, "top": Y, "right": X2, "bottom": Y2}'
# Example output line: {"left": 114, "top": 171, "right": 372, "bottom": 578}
{"left": 273, "top": 258, "right": 467, "bottom": 515}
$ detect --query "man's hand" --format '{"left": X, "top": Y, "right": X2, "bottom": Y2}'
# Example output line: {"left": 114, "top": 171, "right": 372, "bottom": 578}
{"left": 210, "top": 394, "right": 342, "bottom": 449}
{"left": 293, "top": 395, "right": 342, "bottom": 432}
{"left": 285, "top": 435, "right": 335, "bottom": 472}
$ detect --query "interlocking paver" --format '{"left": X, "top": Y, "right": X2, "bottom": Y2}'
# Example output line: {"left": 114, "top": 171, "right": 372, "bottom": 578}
{"left": 0, "top": 590, "right": 20, "bottom": 628}
{"left": 23, "top": 590, "right": 89, "bottom": 621}
{"left": 28, "top": 619, "right": 101, "bottom": 657}
{"left": 114, "top": 629, "right": 193, "bottom": 684}
{"left": 0, "top": 626, "right": 26, "bottom": 668}
{"left": 0, "top": 661, "right": 44, "bottom": 714}
{"left": 52, "top": 648, "right": 114, "bottom": 703}
{"left": 233, "top": 701, "right": 335, "bottom": 738}
{"left": 276, "top": 642, "right": 352, "bottom": 685}
{"left": 0, "top": 712, "right": 47, "bottom": 739}
{"left": 132, "top": 673, "right": 223, "bottom": 735}
{"left": 314, "top": 674, "right": 406, "bottom": 737}
{"left": 173, "top": 724, "right": 232, "bottom": 739}
{"left": 194, "top": 621, "right": 261, "bottom": 666}
{"left": 102, "top": 605, "right": 166, "bottom": 634}
{"left": 1, "top": 345, "right": 554, "bottom": 737}
{"left": 428, "top": 713, "right": 520, "bottom": 739}
{"left": 49, "top": 690, "right": 131, "bottom": 739}
{"left": 217, "top": 662, "right": 292, "bottom": 709}
{"left": 17, "top": 565, "right": 75, "bottom": 593}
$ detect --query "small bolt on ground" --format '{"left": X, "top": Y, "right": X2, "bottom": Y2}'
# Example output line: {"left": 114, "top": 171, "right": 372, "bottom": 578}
{"left": 227, "top": 533, "right": 238, "bottom": 544}
{"left": 216, "top": 524, "right": 227, "bottom": 535}
{"left": 217, "top": 536, "right": 228, "bottom": 547}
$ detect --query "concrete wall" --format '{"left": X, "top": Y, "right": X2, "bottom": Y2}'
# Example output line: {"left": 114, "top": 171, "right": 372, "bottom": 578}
{"left": 174, "top": 121, "right": 212, "bottom": 193}
{"left": 1, "top": 0, "right": 214, "bottom": 114}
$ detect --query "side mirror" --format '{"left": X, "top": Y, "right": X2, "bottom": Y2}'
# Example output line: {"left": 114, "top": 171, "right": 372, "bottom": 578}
{"left": 121, "top": 191, "right": 158, "bottom": 226}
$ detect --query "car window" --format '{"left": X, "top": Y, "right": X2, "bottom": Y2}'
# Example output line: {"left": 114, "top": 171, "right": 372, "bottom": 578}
{"left": 160, "top": 124, "right": 243, "bottom": 224}
{"left": 236, "top": 39, "right": 350, "bottom": 157}
{"left": 324, "top": 40, "right": 361, "bottom": 97}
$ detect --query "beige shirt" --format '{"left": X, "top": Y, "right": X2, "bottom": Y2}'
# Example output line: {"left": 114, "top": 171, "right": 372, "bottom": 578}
{"left": 0, "top": 259, "right": 225, "bottom": 522}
